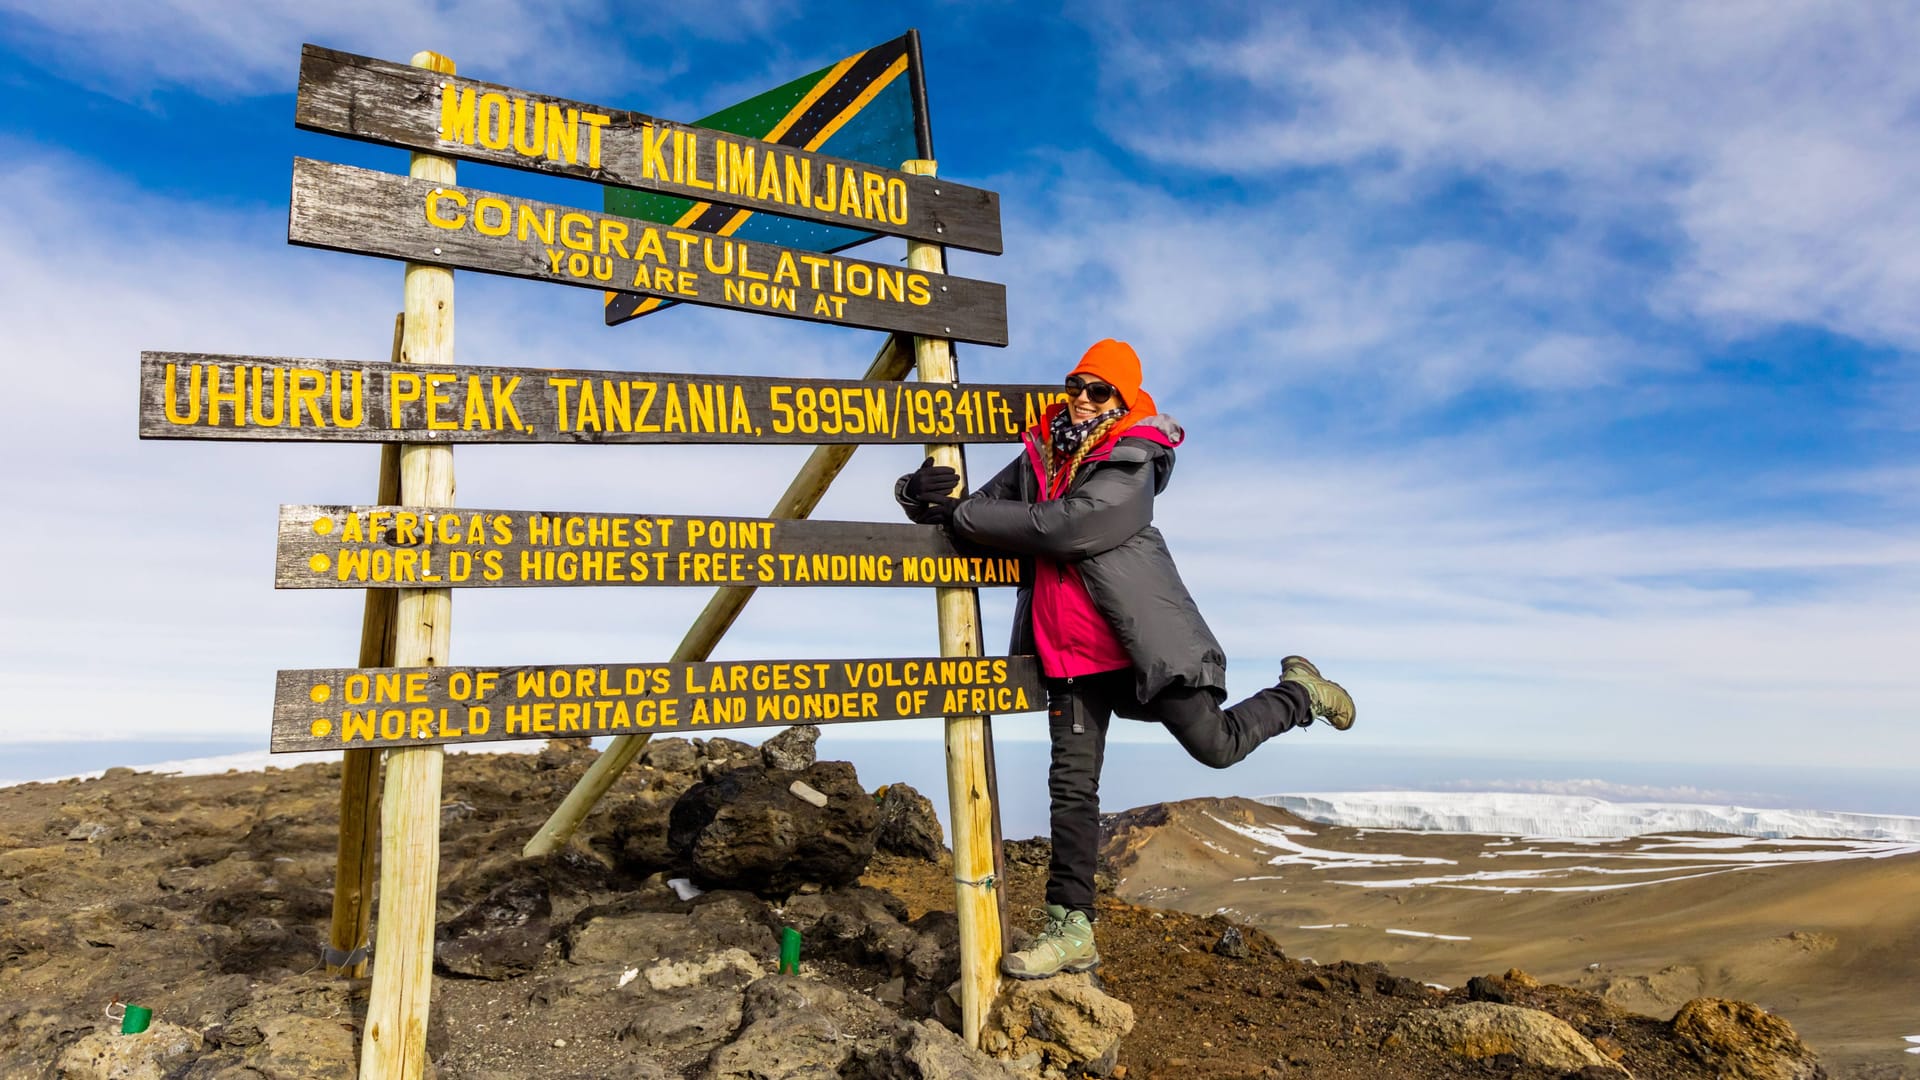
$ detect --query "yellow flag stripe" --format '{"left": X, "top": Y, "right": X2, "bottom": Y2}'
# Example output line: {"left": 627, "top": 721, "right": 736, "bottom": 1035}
{"left": 808, "top": 54, "right": 911, "bottom": 153}
{"left": 668, "top": 50, "right": 865, "bottom": 234}
{"left": 606, "top": 47, "right": 897, "bottom": 320}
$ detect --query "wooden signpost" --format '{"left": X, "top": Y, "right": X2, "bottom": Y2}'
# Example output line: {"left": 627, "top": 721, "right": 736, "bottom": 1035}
{"left": 288, "top": 159, "right": 1010, "bottom": 345}
{"left": 294, "top": 45, "right": 1003, "bottom": 255}
{"left": 140, "top": 352, "right": 1056, "bottom": 443}
{"left": 142, "top": 38, "right": 1025, "bottom": 1076}
{"left": 902, "top": 158, "right": 1004, "bottom": 1042}
{"left": 275, "top": 505, "right": 1025, "bottom": 589}
{"left": 272, "top": 655, "right": 1044, "bottom": 752}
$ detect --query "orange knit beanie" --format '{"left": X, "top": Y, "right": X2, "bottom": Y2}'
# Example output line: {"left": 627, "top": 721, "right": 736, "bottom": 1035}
{"left": 1068, "top": 338, "right": 1157, "bottom": 427}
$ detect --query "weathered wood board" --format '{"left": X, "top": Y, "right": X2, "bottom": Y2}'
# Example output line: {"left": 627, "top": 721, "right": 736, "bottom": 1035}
{"left": 273, "top": 655, "right": 1046, "bottom": 751}
{"left": 287, "top": 159, "right": 1009, "bottom": 346}
{"left": 276, "top": 505, "right": 1024, "bottom": 589}
{"left": 295, "top": 44, "right": 1003, "bottom": 255}
{"left": 139, "top": 352, "right": 1062, "bottom": 444}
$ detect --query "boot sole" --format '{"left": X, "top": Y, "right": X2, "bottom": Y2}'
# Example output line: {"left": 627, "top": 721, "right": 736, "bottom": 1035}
{"left": 1000, "top": 958, "right": 1101, "bottom": 980}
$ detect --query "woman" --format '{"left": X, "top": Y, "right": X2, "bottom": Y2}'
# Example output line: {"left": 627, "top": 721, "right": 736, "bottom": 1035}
{"left": 895, "top": 338, "right": 1355, "bottom": 980}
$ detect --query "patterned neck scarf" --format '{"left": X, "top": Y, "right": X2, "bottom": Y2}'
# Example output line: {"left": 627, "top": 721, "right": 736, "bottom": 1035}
{"left": 1048, "top": 406, "right": 1125, "bottom": 462}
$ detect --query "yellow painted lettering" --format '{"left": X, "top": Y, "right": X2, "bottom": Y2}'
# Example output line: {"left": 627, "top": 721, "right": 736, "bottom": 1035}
{"left": 516, "top": 204, "right": 555, "bottom": 245}
{"left": 477, "top": 92, "right": 511, "bottom": 149}
{"left": 581, "top": 112, "right": 610, "bottom": 168}
{"left": 440, "top": 85, "right": 476, "bottom": 145}
{"left": 642, "top": 123, "right": 671, "bottom": 179}
{"left": 724, "top": 141, "right": 755, "bottom": 197}
{"left": 425, "top": 188, "right": 466, "bottom": 229}
{"left": 598, "top": 219, "right": 630, "bottom": 259}
{"left": 548, "top": 377, "right": 575, "bottom": 431}
{"left": 545, "top": 104, "right": 578, "bottom": 163}
{"left": 757, "top": 153, "right": 781, "bottom": 200}
{"left": 473, "top": 196, "right": 510, "bottom": 236}
{"left": 424, "top": 371, "right": 456, "bottom": 431}
{"left": 560, "top": 212, "right": 593, "bottom": 252}
{"left": 511, "top": 97, "right": 544, "bottom": 157}
{"left": 885, "top": 178, "right": 908, "bottom": 225}
{"left": 684, "top": 132, "right": 714, "bottom": 190}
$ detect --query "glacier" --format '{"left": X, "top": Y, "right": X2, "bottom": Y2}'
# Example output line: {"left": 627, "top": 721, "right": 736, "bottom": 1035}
{"left": 1257, "top": 791, "right": 1920, "bottom": 843}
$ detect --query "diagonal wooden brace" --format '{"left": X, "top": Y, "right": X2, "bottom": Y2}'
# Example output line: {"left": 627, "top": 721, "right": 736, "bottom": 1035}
{"left": 521, "top": 332, "right": 914, "bottom": 858}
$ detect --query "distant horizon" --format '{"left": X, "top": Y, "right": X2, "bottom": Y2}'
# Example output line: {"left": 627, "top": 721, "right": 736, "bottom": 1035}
{"left": 10, "top": 736, "right": 1917, "bottom": 842}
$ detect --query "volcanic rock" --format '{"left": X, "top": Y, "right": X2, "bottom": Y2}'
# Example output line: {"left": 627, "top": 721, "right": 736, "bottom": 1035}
{"left": 55, "top": 1021, "right": 203, "bottom": 1079}
{"left": 760, "top": 725, "right": 820, "bottom": 771}
{"left": 640, "top": 737, "right": 701, "bottom": 774}
{"left": 703, "top": 975, "right": 1020, "bottom": 1080}
{"left": 980, "top": 971, "right": 1135, "bottom": 1074}
{"left": 620, "top": 987, "right": 744, "bottom": 1053}
{"left": 669, "top": 760, "right": 878, "bottom": 893}
{"left": 1383, "top": 1002, "right": 1626, "bottom": 1074}
{"left": 435, "top": 878, "right": 554, "bottom": 979}
{"left": 875, "top": 783, "right": 945, "bottom": 860}
{"left": 1671, "top": 998, "right": 1827, "bottom": 1080}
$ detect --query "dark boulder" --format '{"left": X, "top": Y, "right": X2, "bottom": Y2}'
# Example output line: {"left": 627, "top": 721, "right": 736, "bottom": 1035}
{"left": 875, "top": 783, "right": 945, "bottom": 860}
{"left": 640, "top": 737, "right": 701, "bottom": 774}
{"left": 435, "top": 878, "right": 553, "bottom": 979}
{"left": 669, "top": 761, "right": 877, "bottom": 894}
{"left": 760, "top": 725, "right": 820, "bottom": 771}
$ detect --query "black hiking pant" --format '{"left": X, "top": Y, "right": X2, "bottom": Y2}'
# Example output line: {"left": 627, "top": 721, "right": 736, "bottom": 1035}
{"left": 1045, "top": 668, "right": 1312, "bottom": 917}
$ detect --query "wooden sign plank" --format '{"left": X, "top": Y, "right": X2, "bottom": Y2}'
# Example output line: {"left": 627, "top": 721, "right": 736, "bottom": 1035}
{"left": 288, "top": 158, "right": 1010, "bottom": 346}
{"left": 139, "top": 352, "right": 1063, "bottom": 444}
{"left": 276, "top": 505, "right": 1025, "bottom": 589}
{"left": 272, "top": 655, "right": 1046, "bottom": 751}
{"left": 294, "top": 44, "right": 1003, "bottom": 256}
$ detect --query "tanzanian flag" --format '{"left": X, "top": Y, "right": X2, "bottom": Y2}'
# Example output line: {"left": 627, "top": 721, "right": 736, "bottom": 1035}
{"left": 603, "top": 31, "right": 932, "bottom": 326}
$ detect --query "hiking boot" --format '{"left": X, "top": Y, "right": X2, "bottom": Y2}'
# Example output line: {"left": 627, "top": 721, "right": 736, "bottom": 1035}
{"left": 1280, "top": 655, "right": 1355, "bottom": 731}
{"left": 1000, "top": 905, "right": 1099, "bottom": 980}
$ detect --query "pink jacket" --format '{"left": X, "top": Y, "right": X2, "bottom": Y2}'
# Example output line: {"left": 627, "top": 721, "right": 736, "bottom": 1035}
{"left": 1020, "top": 415, "right": 1179, "bottom": 678}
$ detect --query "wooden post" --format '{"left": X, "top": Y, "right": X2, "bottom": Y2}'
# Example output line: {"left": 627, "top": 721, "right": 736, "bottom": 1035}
{"left": 522, "top": 332, "right": 914, "bottom": 857}
{"left": 325, "top": 314, "right": 405, "bottom": 978}
{"left": 359, "top": 51, "right": 455, "bottom": 1080}
{"left": 903, "top": 157, "right": 1002, "bottom": 1046}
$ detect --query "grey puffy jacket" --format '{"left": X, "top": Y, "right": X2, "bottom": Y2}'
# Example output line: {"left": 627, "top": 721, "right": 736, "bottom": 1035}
{"left": 942, "top": 414, "right": 1227, "bottom": 702}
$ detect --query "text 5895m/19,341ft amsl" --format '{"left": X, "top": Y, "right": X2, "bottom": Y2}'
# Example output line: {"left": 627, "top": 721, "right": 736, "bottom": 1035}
{"left": 139, "top": 353, "right": 1061, "bottom": 444}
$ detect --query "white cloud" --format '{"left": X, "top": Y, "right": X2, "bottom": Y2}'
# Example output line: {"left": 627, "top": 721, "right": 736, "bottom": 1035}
{"left": 1092, "top": 2, "right": 1920, "bottom": 354}
{"left": 0, "top": 0, "right": 798, "bottom": 103}
{"left": 981, "top": 161, "right": 1674, "bottom": 414}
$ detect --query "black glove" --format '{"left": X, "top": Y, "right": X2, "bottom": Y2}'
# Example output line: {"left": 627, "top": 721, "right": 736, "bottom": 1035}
{"left": 895, "top": 456, "right": 963, "bottom": 526}
{"left": 900, "top": 456, "right": 961, "bottom": 502}
{"left": 905, "top": 497, "right": 958, "bottom": 526}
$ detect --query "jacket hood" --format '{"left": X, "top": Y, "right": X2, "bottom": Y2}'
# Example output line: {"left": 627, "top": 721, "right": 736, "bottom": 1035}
{"left": 1129, "top": 413, "right": 1184, "bottom": 446}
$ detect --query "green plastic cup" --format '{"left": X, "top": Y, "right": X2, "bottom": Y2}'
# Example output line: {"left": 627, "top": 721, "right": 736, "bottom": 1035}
{"left": 778, "top": 927, "right": 802, "bottom": 974}
{"left": 120, "top": 1005, "right": 152, "bottom": 1035}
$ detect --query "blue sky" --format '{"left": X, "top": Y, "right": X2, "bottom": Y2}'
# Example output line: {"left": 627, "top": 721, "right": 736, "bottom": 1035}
{"left": 1, "top": 2, "right": 1915, "bottom": 780}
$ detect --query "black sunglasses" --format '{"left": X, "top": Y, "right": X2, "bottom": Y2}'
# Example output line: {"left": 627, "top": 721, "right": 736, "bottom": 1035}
{"left": 1064, "top": 375, "right": 1120, "bottom": 405}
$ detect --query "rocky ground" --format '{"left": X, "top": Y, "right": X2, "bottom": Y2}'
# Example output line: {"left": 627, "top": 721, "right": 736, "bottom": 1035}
{"left": 0, "top": 733, "right": 1830, "bottom": 1079}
